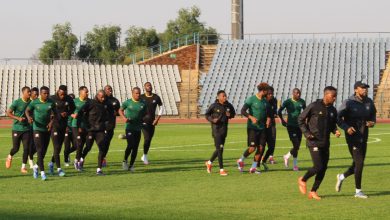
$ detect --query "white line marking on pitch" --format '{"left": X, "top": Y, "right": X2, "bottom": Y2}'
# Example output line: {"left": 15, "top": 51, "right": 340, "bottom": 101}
{"left": 0, "top": 135, "right": 384, "bottom": 161}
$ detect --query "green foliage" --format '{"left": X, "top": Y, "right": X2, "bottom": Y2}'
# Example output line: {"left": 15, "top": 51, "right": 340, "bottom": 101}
{"left": 39, "top": 6, "right": 219, "bottom": 65}
{"left": 161, "top": 6, "right": 218, "bottom": 44}
{"left": 38, "top": 22, "right": 78, "bottom": 64}
{"left": 125, "top": 26, "right": 159, "bottom": 52}
{"left": 79, "top": 25, "right": 122, "bottom": 64}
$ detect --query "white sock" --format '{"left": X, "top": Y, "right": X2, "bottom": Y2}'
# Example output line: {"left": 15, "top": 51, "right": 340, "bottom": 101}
{"left": 207, "top": 160, "right": 212, "bottom": 165}
{"left": 57, "top": 168, "right": 62, "bottom": 172}
{"left": 285, "top": 152, "right": 291, "bottom": 158}
{"left": 80, "top": 158, "right": 84, "bottom": 162}
{"left": 293, "top": 158, "right": 298, "bottom": 167}
{"left": 220, "top": 169, "right": 224, "bottom": 172}
{"left": 49, "top": 161, "right": 53, "bottom": 166}
{"left": 240, "top": 155, "right": 246, "bottom": 161}
{"left": 33, "top": 164, "right": 38, "bottom": 169}
{"left": 251, "top": 162, "right": 257, "bottom": 168}
{"left": 356, "top": 189, "right": 362, "bottom": 194}
{"left": 74, "top": 158, "right": 78, "bottom": 163}
{"left": 22, "top": 163, "right": 26, "bottom": 168}
{"left": 7, "top": 154, "right": 12, "bottom": 160}
{"left": 339, "top": 174, "right": 345, "bottom": 181}
{"left": 97, "top": 168, "right": 102, "bottom": 172}
{"left": 41, "top": 171, "right": 45, "bottom": 176}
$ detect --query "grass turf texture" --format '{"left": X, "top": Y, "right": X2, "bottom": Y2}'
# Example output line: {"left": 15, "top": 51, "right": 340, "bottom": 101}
{"left": 0, "top": 123, "right": 389, "bottom": 219}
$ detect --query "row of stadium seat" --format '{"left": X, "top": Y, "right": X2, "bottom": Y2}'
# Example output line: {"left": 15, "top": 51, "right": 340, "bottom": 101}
{"left": 199, "top": 38, "right": 390, "bottom": 113}
{"left": 0, "top": 65, "right": 181, "bottom": 116}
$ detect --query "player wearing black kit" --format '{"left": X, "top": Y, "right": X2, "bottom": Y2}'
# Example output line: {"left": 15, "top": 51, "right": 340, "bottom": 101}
{"left": 48, "top": 85, "right": 75, "bottom": 176}
{"left": 102, "top": 85, "right": 120, "bottom": 167}
{"left": 258, "top": 86, "right": 278, "bottom": 170}
{"left": 205, "top": 90, "right": 235, "bottom": 176}
{"left": 297, "top": 86, "right": 341, "bottom": 200}
{"left": 335, "top": 81, "right": 377, "bottom": 199}
{"left": 77, "top": 90, "right": 109, "bottom": 175}
{"left": 140, "top": 82, "right": 163, "bottom": 165}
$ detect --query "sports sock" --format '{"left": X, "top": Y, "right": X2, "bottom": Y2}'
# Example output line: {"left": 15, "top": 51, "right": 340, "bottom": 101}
{"left": 293, "top": 158, "right": 298, "bottom": 167}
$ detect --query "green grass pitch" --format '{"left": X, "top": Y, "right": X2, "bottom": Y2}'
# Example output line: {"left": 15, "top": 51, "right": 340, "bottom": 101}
{"left": 0, "top": 123, "right": 389, "bottom": 219}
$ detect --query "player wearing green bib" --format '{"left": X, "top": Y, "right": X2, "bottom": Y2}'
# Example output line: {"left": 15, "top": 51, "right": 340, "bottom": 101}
{"left": 5, "top": 87, "right": 32, "bottom": 174}
{"left": 28, "top": 87, "right": 39, "bottom": 168}
{"left": 278, "top": 88, "right": 306, "bottom": 171}
{"left": 26, "top": 86, "right": 55, "bottom": 181}
{"left": 237, "top": 82, "right": 271, "bottom": 174}
{"left": 119, "top": 87, "right": 147, "bottom": 172}
{"left": 70, "top": 86, "right": 90, "bottom": 171}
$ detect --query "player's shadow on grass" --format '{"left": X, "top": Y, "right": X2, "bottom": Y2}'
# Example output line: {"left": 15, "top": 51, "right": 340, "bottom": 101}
{"left": 327, "top": 162, "right": 390, "bottom": 169}
{"left": 365, "top": 191, "right": 390, "bottom": 197}
{"left": 78, "top": 159, "right": 208, "bottom": 175}
{"left": 323, "top": 190, "right": 390, "bottom": 198}
{"left": 291, "top": 155, "right": 390, "bottom": 163}
{"left": 0, "top": 174, "right": 32, "bottom": 180}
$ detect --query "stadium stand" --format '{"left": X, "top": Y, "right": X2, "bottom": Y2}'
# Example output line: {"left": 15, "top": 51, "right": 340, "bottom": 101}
{"left": 199, "top": 38, "right": 390, "bottom": 114}
{"left": 2, "top": 37, "right": 390, "bottom": 118}
{"left": 0, "top": 65, "right": 181, "bottom": 116}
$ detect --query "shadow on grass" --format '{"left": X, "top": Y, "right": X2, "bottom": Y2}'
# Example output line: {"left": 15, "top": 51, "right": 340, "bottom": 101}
{"left": 327, "top": 162, "right": 390, "bottom": 169}
{"left": 323, "top": 190, "right": 390, "bottom": 198}
{"left": 366, "top": 190, "right": 390, "bottom": 197}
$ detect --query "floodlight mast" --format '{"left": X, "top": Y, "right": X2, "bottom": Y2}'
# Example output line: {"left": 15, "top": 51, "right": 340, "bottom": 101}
{"left": 231, "top": 0, "right": 244, "bottom": 40}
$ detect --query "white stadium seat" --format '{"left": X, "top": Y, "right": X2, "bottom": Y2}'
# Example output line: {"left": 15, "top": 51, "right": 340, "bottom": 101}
{"left": 0, "top": 64, "right": 181, "bottom": 116}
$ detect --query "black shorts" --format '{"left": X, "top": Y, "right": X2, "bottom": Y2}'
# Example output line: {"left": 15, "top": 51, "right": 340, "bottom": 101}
{"left": 287, "top": 126, "right": 302, "bottom": 141}
{"left": 12, "top": 130, "right": 32, "bottom": 146}
{"left": 247, "top": 128, "right": 266, "bottom": 147}
{"left": 265, "top": 124, "right": 276, "bottom": 148}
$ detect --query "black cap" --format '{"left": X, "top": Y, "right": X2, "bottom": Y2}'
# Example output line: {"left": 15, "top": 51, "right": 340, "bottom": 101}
{"left": 59, "top": 85, "right": 68, "bottom": 91}
{"left": 354, "top": 81, "right": 369, "bottom": 89}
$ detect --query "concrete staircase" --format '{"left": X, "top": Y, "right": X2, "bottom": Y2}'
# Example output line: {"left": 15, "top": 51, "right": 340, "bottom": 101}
{"left": 374, "top": 52, "right": 390, "bottom": 118}
{"left": 199, "top": 45, "right": 217, "bottom": 73}
{"left": 178, "top": 69, "right": 199, "bottom": 118}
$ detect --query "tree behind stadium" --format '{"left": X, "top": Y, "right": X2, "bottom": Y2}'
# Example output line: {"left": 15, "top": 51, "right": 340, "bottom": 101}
{"left": 38, "top": 22, "right": 78, "bottom": 64}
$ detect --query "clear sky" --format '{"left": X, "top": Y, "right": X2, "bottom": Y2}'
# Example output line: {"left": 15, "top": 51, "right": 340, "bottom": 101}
{"left": 0, "top": 0, "right": 389, "bottom": 58}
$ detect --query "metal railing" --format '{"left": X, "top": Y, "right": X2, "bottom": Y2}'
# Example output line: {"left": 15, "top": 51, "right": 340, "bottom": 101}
{"left": 0, "top": 58, "right": 118, "bottom": 65}
{"left": 127, "top": 33, "right": 220, "bottom": 64}
{"left": 2, "top": 32, "right": 390, "bottom": 65}
{"left": 216, "top": 32, "right": 390, "bottom": 40}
